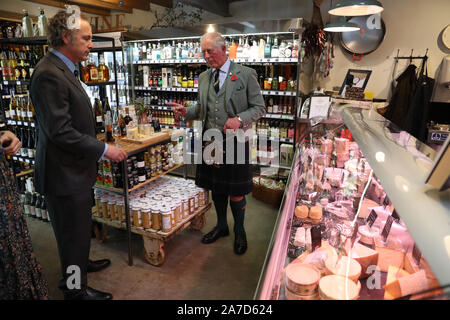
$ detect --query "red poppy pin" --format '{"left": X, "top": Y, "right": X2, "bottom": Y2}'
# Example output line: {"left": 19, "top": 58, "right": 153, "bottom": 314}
{"left": 231, "top": 75, "right": 238, "bottom": 81}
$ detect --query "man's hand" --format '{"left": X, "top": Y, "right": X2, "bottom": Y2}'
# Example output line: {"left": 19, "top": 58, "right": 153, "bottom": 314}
{"left": 0, "top": 130, "right": 21, "bottom": 156}
{"left": 168, "top": 102, "right": 187, "bottom": 119}
{"left": 104, "top": 144, "right": 127, "bottom": 162}
{"left": 223, "top": 117, "right": 242, "bottom": 133}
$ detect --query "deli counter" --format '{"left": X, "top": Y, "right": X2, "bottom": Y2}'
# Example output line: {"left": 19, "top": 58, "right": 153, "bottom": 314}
{"left": 254, "top": 104, "right": 450, "bottom": 300}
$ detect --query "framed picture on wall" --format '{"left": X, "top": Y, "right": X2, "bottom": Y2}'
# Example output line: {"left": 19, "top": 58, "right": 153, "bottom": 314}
{"left": 339, "top": 69, "right": 372, "bottom": 96}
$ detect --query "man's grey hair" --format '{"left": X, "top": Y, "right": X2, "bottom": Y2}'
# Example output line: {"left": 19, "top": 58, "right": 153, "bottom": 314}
{"left": 201, "top": 32, "right": 226, "bottom": 49}
{"left": 47, "top": 10, "right": 88, "bottom": 48}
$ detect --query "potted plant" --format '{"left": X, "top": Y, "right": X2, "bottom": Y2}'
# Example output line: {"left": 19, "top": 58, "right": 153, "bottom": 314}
{"left": 134, "top": 97, "right": 149, "bottom": 124}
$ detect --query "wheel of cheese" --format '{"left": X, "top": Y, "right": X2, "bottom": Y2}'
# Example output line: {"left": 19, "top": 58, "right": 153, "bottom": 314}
{"left": 325, "top": 255, "right": 362, "bottom": 282}
{"left": 284, "top": 263, "right": 321, "bottom": 295}
{"left": 319, "top": 275, "right": 360, "bottom": 300}
{"left": 309, "top": 206, "right": 322, "bottom": 220}
{"left": 345, "top": 242, "right": 379, "bottom": 279}
{"left": 295, "top": 205, "right": 309, "bottom": 219}
{"left": 358, "top": 225, "right": 379, "bottom": 246}
{"left": 285, "top": 287, "right": 319, "bottom": 300}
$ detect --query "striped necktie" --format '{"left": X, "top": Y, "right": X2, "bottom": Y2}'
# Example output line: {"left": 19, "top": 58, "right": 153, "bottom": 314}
{"left": 213, "top": 69, "right": 220, "bottom": 93}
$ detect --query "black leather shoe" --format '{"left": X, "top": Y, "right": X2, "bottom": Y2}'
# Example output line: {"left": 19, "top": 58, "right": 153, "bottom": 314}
{"left": 201, "top": 226, "right": 229, "bottom": 244}
{"left": 234, "top": 233, "right": 247, "bottom": 255}
{"left": 64, "top": 286, "right": 113, "bottom": 300}
{"left": 87, "top": 259, "right": 111, "bottom": 273}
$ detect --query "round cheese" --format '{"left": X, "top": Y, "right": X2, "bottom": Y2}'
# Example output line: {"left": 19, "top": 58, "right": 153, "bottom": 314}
{"left": 295, "top": 205, "right": 309, "bottom": 219}
{"left": 325, "top": 255, "right": 362, "bottom": 282}
{"left": 319, "top": 275, "right": 360, "bottom": 300}
{"left": 358, "top": 225, "right": 379, "bottom": 246}
{"left": 309, "top": 206, "right": 322, "bottom": 220}
{"left": 285, "top": 263, "right": 321, "bottom": 295}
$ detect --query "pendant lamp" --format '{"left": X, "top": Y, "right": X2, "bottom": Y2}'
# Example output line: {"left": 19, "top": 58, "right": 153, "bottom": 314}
{"left": 324, "top": 17, "right": 360, "bottom": 32}
{"left": 328, "top": 0, "right": 384, "bottom": 16}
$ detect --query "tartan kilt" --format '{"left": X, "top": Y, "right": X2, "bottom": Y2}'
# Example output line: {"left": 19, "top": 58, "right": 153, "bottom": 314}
{"left": 195, "top": 139, "right": 253, "bottom": 196}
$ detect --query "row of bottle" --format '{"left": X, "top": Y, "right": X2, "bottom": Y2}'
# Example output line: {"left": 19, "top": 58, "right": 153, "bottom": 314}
{"left": 16, "top": 175, "right": 50, "bottom": 221}
{"left": 134, "top": 65, "right": 205, "bottom": 88}
{"left": 4, "top": 93, "right": 35, "bottom": 122}
{"left": 81, "top": 54, "right": 111, "bottom": 83}
{"left": 255, "top": 65, "right": 297, "bottom": 91}
{"left": 1, "top": 83, "right": 29, "bottom": 95}
{"left": 138, "top": 92, "right": 198, "bottom": 107}
{"left": 21, "top": 9, "right": 49, "bottom": 38}
{"left": 255, "top": 120, "right": 295, "bottom": 139}
{"left": 265, "top": 96, "right": 296, "bottom": 115}
{"left": 0, "top": 44, "right": 43, "bottom": 81}
{"left": 11, "top": 124, "right": 37, "bottom": 159}
{"left": 131, "top": 35, "right": 300, "bottom": 61}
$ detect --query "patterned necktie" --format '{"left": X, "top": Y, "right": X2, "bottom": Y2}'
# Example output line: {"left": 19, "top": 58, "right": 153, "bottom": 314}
{"left": 213, "top": 69, "right": 220, "bottom": 93}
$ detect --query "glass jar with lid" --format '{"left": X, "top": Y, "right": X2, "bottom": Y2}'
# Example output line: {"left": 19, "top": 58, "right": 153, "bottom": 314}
{"left": 160, "top": 207, "right": 172, "bottom": 233}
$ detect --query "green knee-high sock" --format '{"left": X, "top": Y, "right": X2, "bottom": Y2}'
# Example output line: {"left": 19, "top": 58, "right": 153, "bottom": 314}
{"left": 212, "top": 193, "right": 229, "bottom": 230}
{"left": 230, "top": 197, "right": 246, "bottom": 235}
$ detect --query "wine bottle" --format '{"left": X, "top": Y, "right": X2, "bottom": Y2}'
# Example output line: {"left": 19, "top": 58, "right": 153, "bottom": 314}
{"left": 93, "top": 98, "right": 104, "bottom": 133}
{"left": 35, "top": 193, "right": 42, "bottom": 219}
{"left": 105, "top": 111, "right": 114, "bottom": 143}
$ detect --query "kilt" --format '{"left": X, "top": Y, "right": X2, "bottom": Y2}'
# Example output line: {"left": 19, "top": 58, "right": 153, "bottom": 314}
{"left": 195, "top": 137, "right": 252, "bottom": 196}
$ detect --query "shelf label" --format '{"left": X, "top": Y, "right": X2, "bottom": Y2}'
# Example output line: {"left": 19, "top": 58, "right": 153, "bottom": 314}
{"left": 25, "top": 159, "right": 30, "bottom": 163}
{"left": 366, "top": 210, "right": 378, "bottom": 228}
{"left": 13, "top": 156, "right": 17, "bottom": 160}
{"left": 31, "top": 122, "right": 35, "bottom": 127}
{"left": 381, "top": 215, "right": 394, "bottom": 242}
{"left": 17, "top": 81, "right": 21, "bottom": 85}
{"left": 3, "top": 81, "right": 8, "bottom": 85}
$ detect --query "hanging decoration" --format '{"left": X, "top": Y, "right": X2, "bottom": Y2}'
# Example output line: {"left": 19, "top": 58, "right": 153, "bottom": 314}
{"left": 150, "top": 1, "right": 204, "bottom": 29}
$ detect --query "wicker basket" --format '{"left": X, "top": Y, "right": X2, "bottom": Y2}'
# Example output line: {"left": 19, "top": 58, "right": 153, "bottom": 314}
{"left": 252, "top": 176, "right": 284, "bottom": 208}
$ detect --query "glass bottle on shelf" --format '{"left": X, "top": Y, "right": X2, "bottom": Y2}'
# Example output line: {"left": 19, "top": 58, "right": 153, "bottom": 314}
{"left": 34, "top": 193, "right": 42, "bottom": 219}
{"left": 86, "top": 56, "right": 98, "bottom": 82}
{"left": 228, "top": 39, "right": 237, "bottom": 59}
{"left": 264, "top": 35, "right": 271, "bottom": 58}
{"left": 279, "top": 40, "right": 286, "bottom": 58}
{"left": 292, "top": 40, "right": 298, "bottom": 59}
{"left": 242, "top": 37, "right": 250, "bottom": 59}
{"left": 264, "top": 66, "right": 272, "bottom": 90}
{"left": 22, "top": 10, "right": 34, "bottom": 38}
{"left": 93, "top": 98, "right": 104, "bottom": 132}
{"left": 279, "top": 66, "right": 287, "bottom": 91}
{"left": 236, "top": 37, "right": 244, "bottom": 59}
{"left": 271, "top": 65, "right": 279, "bottom": 90}
{"left": 10, "top": 92, "right": 18, "bottom": 121}
{"left": 141, "top": 41, "right": 146, "bottom": 60}
{"left": 37, "top": 8, "right": 48, "bottom": 37}
{"left": 188, "top": 71, "right": 194, "bottom": 88}
{"left": 193, "top": 70, "right": 199, "bottom": 88}
{"left": 181, "top": 41, "right": 189, "bottom": 59}
{"left": 258, "top": 38, "right": 265, "bottom": 59}
{"left": 194, "top": 42, "right": 201, "bottom": 58}
{"left": 98, "top": 54, "right": 110, "bottom": 82}
{"left": 271, "top": 37, "right": 279, "bottom": 58}
{"left": 177, "top": 69, "right": 182, "bottom": 87}
{"left": 105, "top": 111, "right": 114, "bottom": 142}
{"left": 182, "top": 70, "right": 188, "bottom": 88}
{"left": 40, "top": 195, "right": 48, "bottom": 221}
{"left": 29, "top": 192, "right": 36, "bottom": 217}
{"left": 285, "top": 41, "right": 293, "bottom": 58}
{"left": 176, "top": 42, "right": 182, "bottom": 60}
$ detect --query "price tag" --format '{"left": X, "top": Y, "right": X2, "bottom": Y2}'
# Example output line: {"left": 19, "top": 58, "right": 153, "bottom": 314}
{"left": 381, "top": 215, "right": 394, "bottom": 242}
{"left": 31, "top": 122, "right": 35, "bottom": 127}
{"left": 412, "top": 243, "right": 422, "bottom": 265}
{"left": 3, "top": 81, "right": 8, "bottom": 85}
{"left": 11, "top": 121, "right": 16, "bottom": 125}
{"left": 24, "top": 121, "right": 29, "bottom": 126}
{"left": 17, "top": 81, "right": 21, "bottom": 85}
{"left": 188, "top": 88, "right": 193, "bottom": 92}
{"left": 273, "top": 114, "right": 281, "bottom": 119}
{"left": 274, "top": 58, "right": 279, "bottom": 62}
{"left": 366, "top": 210, "right": 378, "bottom": 228}
{"left": 311, "top": 225, "right": 322, "bottom": 251}
{"left": 13, "top": 156, "right": 17, "bottom": 160}
{"left": 18, "top": 157, "right": 23, "bottom": 161}
{"left": 25, "top": 159, "right": 30, "bottom": 163}
{"left": 391, "top": 209, "right": 400, "bottom": 223}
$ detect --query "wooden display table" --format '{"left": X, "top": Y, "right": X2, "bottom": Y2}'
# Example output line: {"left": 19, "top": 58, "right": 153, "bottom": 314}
{"left": 93, "top": 128, "right": 197, "bottom": 266}
{"left": 92, "top": 203, "right": 210, "bottom": 266}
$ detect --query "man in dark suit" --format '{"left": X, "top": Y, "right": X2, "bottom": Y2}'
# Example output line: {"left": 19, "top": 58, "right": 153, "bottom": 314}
{"left": 30, "top": 10, "right": 127, "bottom": 300}
{"left": 169, "top": 32, "right": 265, "bottom": 255}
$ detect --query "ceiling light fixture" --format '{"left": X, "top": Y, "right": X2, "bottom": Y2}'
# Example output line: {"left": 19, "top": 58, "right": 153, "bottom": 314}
{"left": 329, "top": 0, "right": 384, "bottom": 16}
{"left": 324, "top": 17, "right": 360, "bottom": 32}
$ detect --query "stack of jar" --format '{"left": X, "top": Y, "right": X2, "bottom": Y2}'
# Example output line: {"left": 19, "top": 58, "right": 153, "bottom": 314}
{"left": 93, "top": 176, "right": 209, "bottom": 233}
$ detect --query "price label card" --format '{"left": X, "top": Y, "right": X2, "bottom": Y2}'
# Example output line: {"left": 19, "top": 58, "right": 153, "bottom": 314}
{"left": 391, "top": 209, "right": 400, "bottom": 223}
{"left": 311, "top": 225, "right": 322, "bottom": 251}
{"left": 412, "top": 243, "right": 422, "bottom": 265}
{"left": 11, "top": 121, "right": 16, "bottom": 125}
{"left": 31, "top": 122, "right": 35, "bottom": 127}
{"left": 17, "top": 81, "right": 21, "bottom": 85}
{"left": 382, "top": 215, "right": 394, "bottom": 242}
{"left": 3, "top": 81, "right": 8, "bottom": 85}
{"left": 25, "top": 159, "right": 30, "bottom": 163}
{"left": 13, "top": 156, "right": 17, "bottom": 160}
{"left": 366, "top": 210, "right": 378, "bottom": 228}
{"left": 18, "top": 157, "right": 23, "bottom": 161}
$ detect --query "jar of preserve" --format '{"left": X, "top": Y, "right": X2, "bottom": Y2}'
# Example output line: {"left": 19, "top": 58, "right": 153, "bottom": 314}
{"left": 151, "top": 205, "right": 161, "bottom": 231}
{"left": 182, "top": 196, "right": 190, "bottom": 218}
{"left": 160, "top": 207, "right": 172, "bottom": 233}
{"left": 193, "top": 191, "right": 199, "bottom": 210}
{"left": 169, "top": 204, "right": 177, "bottom": 227}
{"left": 108, "top": 198, "right": 117, "bottom": 220}
{"left": 94, "top": 193, "right": 102, "bottom": 216}
{"left": 100, "top": 198, "right": 109, "bottom": 218}
{"left": 188, "top": 193, "right": 195, "bottom": 214}
{"left": 116, "top": 199, "right": 125, "bottom": 223}
{"left": 134, "top": 203, "right": 144, "bottom": 228}
{"left": 141, "top": 205, "right": 152, "bottom": 229}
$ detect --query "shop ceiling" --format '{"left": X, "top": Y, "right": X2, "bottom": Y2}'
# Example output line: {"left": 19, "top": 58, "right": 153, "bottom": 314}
{"left": 22, "top": 0, "right": 245, "bottom": 16}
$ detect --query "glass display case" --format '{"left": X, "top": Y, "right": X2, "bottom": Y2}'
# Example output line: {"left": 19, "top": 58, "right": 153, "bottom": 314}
{"left": 255, "top": 104, "right": 450, "bottom": 300}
